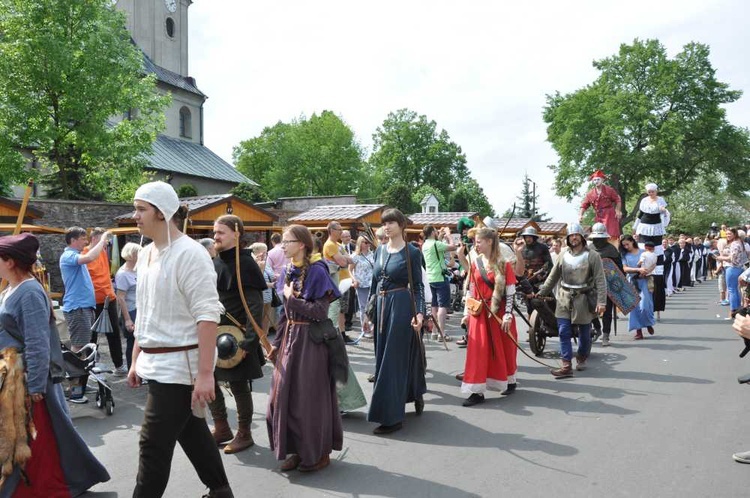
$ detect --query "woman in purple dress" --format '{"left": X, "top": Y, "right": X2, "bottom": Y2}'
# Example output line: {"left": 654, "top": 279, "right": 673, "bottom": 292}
{"left": 266, "top": 225, "right": 342, "bottom": 473}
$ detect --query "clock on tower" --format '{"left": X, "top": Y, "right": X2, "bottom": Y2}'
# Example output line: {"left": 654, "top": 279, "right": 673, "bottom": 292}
{"left": 165, "top": 0, "right": 177, "bottom": 13}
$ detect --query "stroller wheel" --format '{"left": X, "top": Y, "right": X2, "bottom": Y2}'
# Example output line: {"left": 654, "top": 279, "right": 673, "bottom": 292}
{"left": 95, "top": 392, "right": 103, "bottom": 409}
{"left": 105, "top": 398, "right": 114, "bottom": 416}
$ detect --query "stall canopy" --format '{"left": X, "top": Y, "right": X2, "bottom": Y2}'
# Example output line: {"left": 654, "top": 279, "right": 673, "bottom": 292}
{"left": 287, "top": 204, "right": 389, "bottom": 233}
{"left": 115, "top": 194, "right": 278, "bottom": 233}
{"left": 0, "top": 197, "right": 43, "bottom": 224}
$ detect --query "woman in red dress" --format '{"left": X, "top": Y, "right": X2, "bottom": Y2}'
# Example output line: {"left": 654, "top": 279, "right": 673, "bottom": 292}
{"left": 456, "top": 227, "right": 518, "bottom": 407}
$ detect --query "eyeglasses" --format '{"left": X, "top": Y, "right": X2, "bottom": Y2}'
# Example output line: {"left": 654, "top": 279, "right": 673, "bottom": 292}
{"left": 281, "top": 239, "right": 299, "bottom": 245}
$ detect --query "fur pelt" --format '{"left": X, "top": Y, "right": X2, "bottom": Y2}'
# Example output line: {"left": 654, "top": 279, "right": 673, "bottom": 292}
{"left": 0, "top": 347, "right": 35, "bottom": 487}
{"left": 490, "top": 261, "right": 507, "bottom": 315}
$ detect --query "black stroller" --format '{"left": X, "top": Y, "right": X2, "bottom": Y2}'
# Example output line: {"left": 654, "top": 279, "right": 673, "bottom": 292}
{"left": 61, "top": 343, "right": 115, "bottom": 416}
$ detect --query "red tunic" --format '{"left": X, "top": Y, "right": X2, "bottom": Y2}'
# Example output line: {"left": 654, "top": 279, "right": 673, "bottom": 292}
{"left": 581, "top": 184, "right": 621, "bottom": 238}
{"left": 462, "top": 261, "right": 518, "bottom": 394}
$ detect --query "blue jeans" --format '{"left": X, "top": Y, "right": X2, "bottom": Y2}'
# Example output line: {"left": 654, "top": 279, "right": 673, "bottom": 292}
{"left": 726, "top": 266, "right": 743, "bottom": 311}
{"left": 557, "top": 318, "right": 591, "bottom": 361}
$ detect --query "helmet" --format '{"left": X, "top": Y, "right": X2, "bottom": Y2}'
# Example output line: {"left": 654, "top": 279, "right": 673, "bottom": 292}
{"left": 589, "top": 222, "right": 609, "bottom": 239}
{"left": 566, "top": 222, "right": 585, "bottom": 244}
{"left": 519, "top": 226, "right": 539, "bottom": 238}
{"left": 215, "top": 325, "right": 246, "bottom": 369}
{"left": 482, "top": 216, "right": 498, "bottom": 229}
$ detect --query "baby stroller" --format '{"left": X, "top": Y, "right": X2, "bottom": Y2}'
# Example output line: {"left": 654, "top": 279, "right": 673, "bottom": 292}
{"left": 61, "top": 343, "right": 115, "bottom": 416}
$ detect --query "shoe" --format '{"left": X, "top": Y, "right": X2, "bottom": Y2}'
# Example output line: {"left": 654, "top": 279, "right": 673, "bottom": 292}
{"left": 415, "top": 395, "right": 424, "bottom": 415}
{"left": 68, "top": 385, "right": 88, "bottom": 403}
{"left": 647, "top": 326, "right": 655, "bottom": 335}
{"left": 280, "top": 454, "right": 301, "bottom": 471}
{"left": 68, "top": 395, "right": 89, "bottom": 404}
{"left": 113, "top": 364, "right": 128, "bottom": 376}
{"left": 602, "top": 334, "right": 610, "bottom": 347}
{"left": 551, "top": 360, "right": 574, "bottom": 379}
{"left": 501, "top": 383, "right": 516, "bottom": 395}
{"left": 367, "top": 373, "right": 375, "bottom": 383}
{"left": 202, "top": 485, "right": 234, "bottom": 498}
{"left": 720, "top": 300, "right": 730, "bottom": 306}
{"left": 455, "top": 372, "right": 464, "bottom": 381}
{"left": 634, "top": 330, "right": 644, "bottom": 340}
{"left": 224, "top": 427, "right": 254, "bottom": 454}
{"left": 438, "top": 334, "right": 453, "bottom": 342}
{"left": 575, "top": 354, "right": 587, "bottom": 371}
{"left": 462, "top": 393, "right": 485, "bottom": 407}
{"left": 456, "top": 335, "right": 467, "bottom": 348}
{"left": 298, "top": 454, "right": 330, "bottom": 473}
{"left": 373, "top": 422, "right": 402, "bottom": 434}
{"left": 211, "top": 419, "right": 234, "bottom": 445}
{"left": 732, "top": 450, "right": 750, "bottom": 464}
{"left": 343, "top": 334, "right": 357, "bottom": 345}
{"left": 363, "top": 333, "right": 374, "bottom": 339}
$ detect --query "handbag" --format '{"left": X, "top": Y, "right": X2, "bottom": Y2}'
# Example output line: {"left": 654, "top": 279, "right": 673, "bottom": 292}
{"left": 466, "top": 295, "right": 483, "bottom": 316}
{"left": 270, "top": 288, "right": 282, "bottom": 308}
{"left": 308, "top": 318, "right": 349, "bottom": 385}
{"left": 91, "top": 296, "right": 113, "bottom": 334}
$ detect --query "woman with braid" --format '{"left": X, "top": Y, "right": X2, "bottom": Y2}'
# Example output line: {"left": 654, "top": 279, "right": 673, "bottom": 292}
{"left": 455, "top": 227, "right": 518, "bottom": 407}
{"left": 266, "top": 225, "right": 342, "bottom": 473}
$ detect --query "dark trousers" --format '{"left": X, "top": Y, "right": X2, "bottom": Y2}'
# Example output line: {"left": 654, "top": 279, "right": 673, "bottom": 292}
{"left": 344, "top": 288, "right": 357, "bottom": 327}
{"left": 91, "top": 299, "right": 124, "bottom": 368}
{"left": 209, "top": 380, "right": 253, "bottom": 427}
{"left": 124, "top": 309, "right": 136, "bottom": 370}
{"left": 592, "top": 297, "right": 615, "bottom": 335}
{"left": 133, "top": 381, "right": 230, "bottom": 498}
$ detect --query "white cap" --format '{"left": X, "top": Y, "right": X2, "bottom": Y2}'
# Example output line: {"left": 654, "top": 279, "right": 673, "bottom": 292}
{"left": 134, "top": 181, "right": 179, "bottom": 222}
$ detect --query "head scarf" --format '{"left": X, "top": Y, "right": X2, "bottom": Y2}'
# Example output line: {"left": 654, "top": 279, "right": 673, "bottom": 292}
{"left": 645, "top": 183, "right": 658, "bottom": 193}
{"left": 0, "top": 233, "right": 39, "bottom": 267}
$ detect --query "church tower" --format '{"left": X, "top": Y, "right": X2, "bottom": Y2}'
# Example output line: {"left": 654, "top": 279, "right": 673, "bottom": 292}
{"left": 116, "top": 0, "right": 190, "bottom": 76}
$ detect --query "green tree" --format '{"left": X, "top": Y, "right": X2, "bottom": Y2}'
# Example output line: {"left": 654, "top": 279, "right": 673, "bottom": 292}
{"left": 0, "top": 0, "right": 170, "bottom": 200}
{"left": 448, "top": 178, "right": 495, "bottom": 216}
{"left": 177, "top": 184, "right": 198, "bottom": 198}
{"left": 666, "top": 176, "right": 749, "bottom": 235}
{"left": 233, "top": 111, "right": 367, "bottom": 199}
{"left": 501, "top": 174, "right": 549, "bottom": 221}
{"left": 382, "top": 183, "right": 417, "bottom": 214}
{"left": 231, "top": 182, "right": 269, "bottom": 203}
{"left": 543, "top": 39, "right": 750, "bottom": 228}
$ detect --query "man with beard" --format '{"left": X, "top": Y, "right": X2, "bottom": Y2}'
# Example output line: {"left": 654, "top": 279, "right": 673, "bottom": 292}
{"left": 518, "top": 226, "right": 553, "bottom": 316}
{"left": 537, "top": 223, "right": 606, "bottom": 378}
{"left": 208, "top": 215, "right": 266, "bottom": 454}
{"left": 588, "top": 223, "right": 621, "bottom": 346}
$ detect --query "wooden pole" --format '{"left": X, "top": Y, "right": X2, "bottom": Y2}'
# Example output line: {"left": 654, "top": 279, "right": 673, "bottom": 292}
{"left": 0, "top": 179, "right": 34, "bottom": 292}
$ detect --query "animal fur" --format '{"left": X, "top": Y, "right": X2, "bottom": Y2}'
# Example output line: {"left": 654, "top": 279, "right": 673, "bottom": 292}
{"left": 490, "top": 261, "right": 507, "bottom": 315}
{"left": 0, "top": 348, "right": 35, "bottom": 487}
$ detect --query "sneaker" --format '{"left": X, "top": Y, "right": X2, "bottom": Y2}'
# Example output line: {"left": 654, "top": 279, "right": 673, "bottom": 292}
{"left": 720, "top": 300, "right": 730, "bottom": 306}
{"left": 732, "top": 450, "right": 750, "bottom": 464}
{"left": 69, "top": 396, "right": 89, "bottom": 404}
{"left": 113, "top": 365, "right": 128, "bottom": 376}
{"left": 602, "top": 334, "right": 610, "bottom": 347}
{"left": 437, "top": 334, "right": 453, "bottom": 342}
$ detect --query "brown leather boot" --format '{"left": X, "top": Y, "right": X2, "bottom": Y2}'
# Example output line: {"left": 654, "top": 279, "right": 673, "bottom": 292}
{"left": 551, "top": 360, "right": 574, "bottom": 379}
{"left": 224, "top": 425, "right": 254, "bottom": 454}
{"left": 211, "top": 418, "right": 233, "bottom": 446}
{"left": 575, "top": 354, "right": 587, "bottom": 371}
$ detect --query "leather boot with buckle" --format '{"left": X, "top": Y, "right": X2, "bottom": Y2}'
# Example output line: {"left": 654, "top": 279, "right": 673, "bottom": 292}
{"left": 224, "top": 425, "right": 254, "bottom": 454}
{"left": 575, "top": 354, "right": 587, "bottom": 371}
{"left": 211, "top": 418, "right": 233, "bottom": 446}
{"left": 551, "top": 360, "right": 574, "bottom": 378}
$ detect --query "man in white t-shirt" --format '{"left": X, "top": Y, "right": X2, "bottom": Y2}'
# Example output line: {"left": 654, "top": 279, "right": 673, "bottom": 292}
{"left": 126, "top": 181, "right": 233, "bottom": 498}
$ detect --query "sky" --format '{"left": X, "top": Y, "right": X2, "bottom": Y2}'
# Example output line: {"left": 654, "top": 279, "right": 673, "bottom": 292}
{"left": 186, "top": 0, "right": 750, "bottom": 221}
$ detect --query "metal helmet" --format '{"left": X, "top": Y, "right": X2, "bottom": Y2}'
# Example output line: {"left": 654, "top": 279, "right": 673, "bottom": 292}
{"left": 589, "top": 222, "right": 609, "bottom": 239}
{"left": 519, "top": 226, "right": 539, "bottom": 238}
{"left": 566, "top": 222, "right": 585, "bottom": 244}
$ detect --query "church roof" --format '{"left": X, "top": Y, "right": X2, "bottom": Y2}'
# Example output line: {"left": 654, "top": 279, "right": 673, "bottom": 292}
{"left": 142, "top": 50, "right": 206, "bottom": 98}
{"left": 147, "top": 134, "right": 254, "bottom": 185}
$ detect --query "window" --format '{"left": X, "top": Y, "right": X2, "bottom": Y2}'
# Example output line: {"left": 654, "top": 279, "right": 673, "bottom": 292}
{"left": 429, "top": 206, "right": 436, "bottom": 213}
{"left": 166, "top": 17, "right": 175, "bottom": 38}
{"left": 179, "top": 106, "right": 192, "bottom": 138}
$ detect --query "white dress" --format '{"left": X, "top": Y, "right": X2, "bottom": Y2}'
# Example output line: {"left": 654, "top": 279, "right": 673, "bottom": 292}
{"left": 633, "top": 196, "right": 670, "bottom": 237}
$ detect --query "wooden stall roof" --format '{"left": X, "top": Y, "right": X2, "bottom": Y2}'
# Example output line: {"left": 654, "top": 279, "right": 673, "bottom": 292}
{"left": 0, "top": 197, "right": 43, "bottom": 223}
{"left": 407, "top": 212, "right": 479, "bottom": 230}
{"left": 0, "top": 223, "right": 65, "bottom": 234}
{"left": 536, "top": 222, "right": 568, "bottom": 236}
{"left": 115, "top": 194, "right": 277, "bottom": 227}
{"left": 288, "top": 205, "right": 388, "bottom": 227}
{"left": 483, "top": 217, "right": 567, "bottom": 237}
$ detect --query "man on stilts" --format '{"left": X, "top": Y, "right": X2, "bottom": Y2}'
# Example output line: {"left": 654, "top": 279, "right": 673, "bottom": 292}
{"left": 579, "top": 170, "right": 622, "bottom": 243}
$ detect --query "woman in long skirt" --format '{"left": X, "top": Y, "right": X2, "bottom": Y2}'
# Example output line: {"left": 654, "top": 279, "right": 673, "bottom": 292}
{"left": 456, "top": 227, "right": 518, "bottom": 407}
{"left": 266, "top": 225, "right": 343, "bottom": 473}
{"left": 367, "top": 208, "right": 426, "bottom": 435}
{"left": 0, "top": 233, "right": 109, "bottom": 498}
{"left": 621, "top": 235, "right": 655, "bottom": 340}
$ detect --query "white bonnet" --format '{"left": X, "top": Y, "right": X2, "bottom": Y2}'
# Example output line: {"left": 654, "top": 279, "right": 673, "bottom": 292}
{"left": 645, "top": 183, "right": 658, "bottom": 193}
{"left": 134, "top": 181, "right": 179, "bottom": 222}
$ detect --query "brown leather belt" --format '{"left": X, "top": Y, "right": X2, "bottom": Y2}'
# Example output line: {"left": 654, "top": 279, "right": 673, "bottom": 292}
{"left": 141, "top": 344, "right": 199, "bottom": 354}
{"left": 289, "top": 320, "right": 310, "bottom": 325}
{"left": 379, "top": 287, "right": 407, "bottom": 296}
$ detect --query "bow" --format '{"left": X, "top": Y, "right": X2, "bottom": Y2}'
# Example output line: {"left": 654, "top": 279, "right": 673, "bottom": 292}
{"left": 233, "top": 223, "right": 273, "bottom": 356}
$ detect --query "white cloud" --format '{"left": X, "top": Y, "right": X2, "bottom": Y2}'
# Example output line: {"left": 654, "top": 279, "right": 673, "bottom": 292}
{"left": 188, "top": 0, "right": 750, "bottom": 220}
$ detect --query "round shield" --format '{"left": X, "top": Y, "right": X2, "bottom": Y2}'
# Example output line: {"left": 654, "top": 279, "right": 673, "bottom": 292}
{"left": 215, "top": 325, "right": 246, "bottom": 369}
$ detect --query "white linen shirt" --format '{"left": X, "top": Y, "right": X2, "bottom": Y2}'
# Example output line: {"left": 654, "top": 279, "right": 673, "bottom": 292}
{"left": 134, "top": 235, "right": 221, "bottom": 385}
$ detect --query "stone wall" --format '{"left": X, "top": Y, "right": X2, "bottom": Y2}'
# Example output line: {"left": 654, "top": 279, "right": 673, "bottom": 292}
{"left": 28, "top": 200, "right": 136, "bottom": 293}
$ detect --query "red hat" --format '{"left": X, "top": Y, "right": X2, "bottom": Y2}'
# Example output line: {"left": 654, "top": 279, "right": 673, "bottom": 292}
{"left": 589, "top": 170, "right": 607, "bottom": 180}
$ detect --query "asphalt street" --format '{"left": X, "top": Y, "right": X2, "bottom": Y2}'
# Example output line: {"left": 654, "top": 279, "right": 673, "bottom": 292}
{"left": 72, "top": 281, "right": 749, "bottom": 497}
